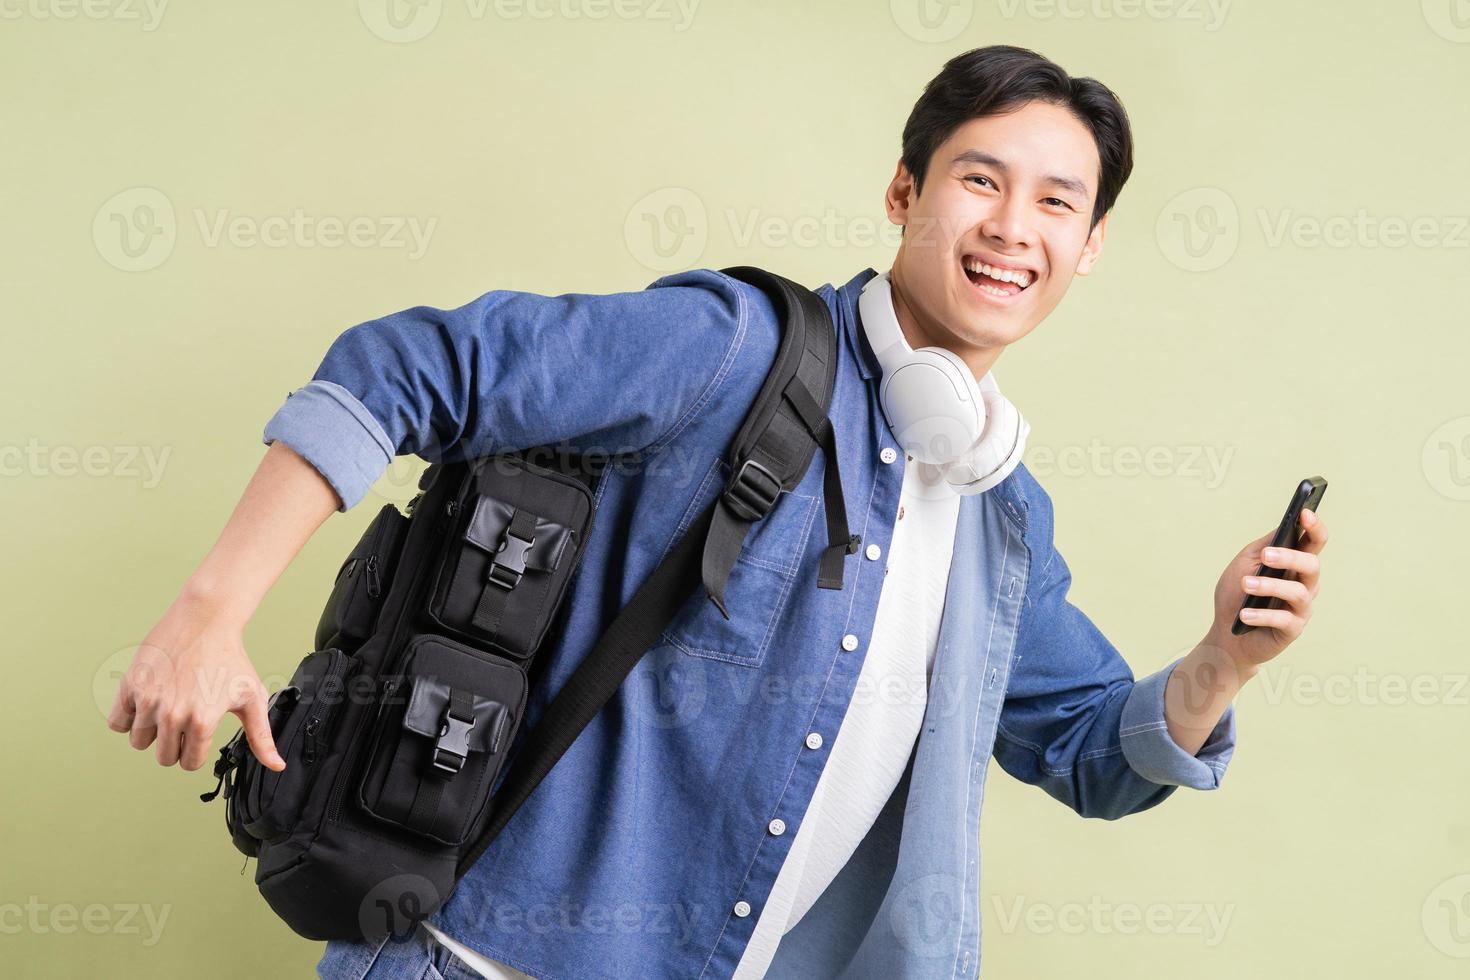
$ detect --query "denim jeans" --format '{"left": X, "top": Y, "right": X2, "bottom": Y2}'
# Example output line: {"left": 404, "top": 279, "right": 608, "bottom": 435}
{"left": 316, "top": 923, "right": 502, "bottom": 980}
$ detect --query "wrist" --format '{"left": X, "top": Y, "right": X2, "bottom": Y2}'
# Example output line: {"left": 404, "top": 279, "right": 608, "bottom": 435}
{"left": 1200, "top": 629, "right": 1260, "bottom": 684}
{"left": 176, "top": 575, "right": 254, "bottom": 630}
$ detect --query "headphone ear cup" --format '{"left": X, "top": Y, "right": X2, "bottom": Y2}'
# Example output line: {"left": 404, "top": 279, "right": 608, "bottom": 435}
{"left": 942, "top": 387, "right": 1029, "bottom": 494}
{"left": 878, "top": 347, "right": 987, "bottom": 465}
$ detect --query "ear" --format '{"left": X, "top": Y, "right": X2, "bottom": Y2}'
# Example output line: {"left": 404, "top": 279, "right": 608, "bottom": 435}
{"left": 885, "top": 160, "right": 915, "bottom": 231}
{"left": 1075, "top": 211, "right": 1108, "bottom": 276}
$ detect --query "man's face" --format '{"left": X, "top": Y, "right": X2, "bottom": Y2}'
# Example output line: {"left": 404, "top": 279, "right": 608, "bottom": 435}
{"left": 885, "top": 100, "right": 1107, "bottom": 366}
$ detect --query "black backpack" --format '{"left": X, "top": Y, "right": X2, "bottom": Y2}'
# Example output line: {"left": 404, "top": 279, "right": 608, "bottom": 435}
{"left": 200, "top": 266, "right": 860, "bottom": 942}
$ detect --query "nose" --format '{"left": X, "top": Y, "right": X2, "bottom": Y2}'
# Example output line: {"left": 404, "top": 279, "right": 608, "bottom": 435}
{"left": 978, "top": 193, "right": 1033, "bottom": 250}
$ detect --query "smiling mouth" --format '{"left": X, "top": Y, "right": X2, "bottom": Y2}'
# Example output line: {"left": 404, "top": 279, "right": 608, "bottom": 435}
{"left": 961, "top": 255, "right": 1036, "bottom": 300}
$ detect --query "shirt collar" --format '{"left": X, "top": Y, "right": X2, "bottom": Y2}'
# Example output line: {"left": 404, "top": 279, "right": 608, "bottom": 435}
{"left": 836, "top": 266, "right": 884, "bottom": 381}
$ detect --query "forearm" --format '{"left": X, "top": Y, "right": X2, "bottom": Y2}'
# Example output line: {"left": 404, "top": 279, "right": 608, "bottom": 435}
{"left": 1163, "top": 637, "right": 1256, "bottom": 756}
{"left": 179, "top": 440, "right": 340, "bottom": 627}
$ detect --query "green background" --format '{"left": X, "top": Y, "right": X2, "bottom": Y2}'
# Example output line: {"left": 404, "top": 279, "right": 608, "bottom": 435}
{"left": 3, "top": 0, "right": 1467, "bottom": 975}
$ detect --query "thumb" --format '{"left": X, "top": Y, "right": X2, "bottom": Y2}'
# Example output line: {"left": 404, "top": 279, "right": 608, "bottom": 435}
{"left": 234, "top": 694, "right": 286, "bottom": 772}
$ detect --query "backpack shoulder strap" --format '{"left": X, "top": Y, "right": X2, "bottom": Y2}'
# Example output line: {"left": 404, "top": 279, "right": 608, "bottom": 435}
{"left": 457, "top": 266, "right": 857, "bottom": 874}
{"left": 702, "top": 266, "right": 859, "bottom": 617}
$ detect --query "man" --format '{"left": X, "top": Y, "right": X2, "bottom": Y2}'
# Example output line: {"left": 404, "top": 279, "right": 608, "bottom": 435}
{"left": 108, "top": 45, "right": 1328, "bottom": 979}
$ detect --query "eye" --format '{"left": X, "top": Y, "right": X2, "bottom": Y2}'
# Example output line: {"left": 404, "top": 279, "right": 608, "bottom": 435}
{"left": 1042, "top": 197, "right": 1075, "bottom": 210}
{"left": 964, "top": 175, "right": 995, "bottom": 189}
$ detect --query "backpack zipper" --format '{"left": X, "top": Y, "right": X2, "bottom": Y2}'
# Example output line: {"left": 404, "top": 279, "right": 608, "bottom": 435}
{"left": 298, "top": 650, "right": 355, "bottom": 766}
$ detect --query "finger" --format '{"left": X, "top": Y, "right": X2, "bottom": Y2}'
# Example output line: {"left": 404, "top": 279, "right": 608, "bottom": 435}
{"left": 107, "top": 681, "right": 137, "bottom": 734}
{"left": 1298, "top": 508, "right": 1329, "bottom": 554}
{"left": 1237, "top": 606, "right": 1304, "bottom": 635}
{"left": 1260, "top": 544, "right": 1320, "bottom": 582}
{"left": 155, "top": 708, "right": 186, "bottom": 767}
{"left": 179, "top": 711, "right": 219, "bottom": 772}
{"left": 234, "top": 696, "right": 286, "bottom": 772}
{"left": 1243, "top": 573, "right": 1312, "bottom": 613}
{"left": 130, "top": 723, "right": 158, "bottom": 752}
{"left": 128, "top": 689, "right": 162, "bottom": 752}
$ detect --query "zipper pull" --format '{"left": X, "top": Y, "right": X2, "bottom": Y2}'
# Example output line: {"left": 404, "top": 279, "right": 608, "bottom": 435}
{"left": 365, "top": 554, "right": 381, "bottom": 599}
{"left": 303, "top": 717, "right": 322, "bottom": 765}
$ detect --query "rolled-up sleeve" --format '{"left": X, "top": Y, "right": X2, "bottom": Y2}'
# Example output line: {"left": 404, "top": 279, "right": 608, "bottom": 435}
{"left": 1119, "top": 655, "right": 1236, "bottom": 790}
{"left": 261, "top": 269, "right": 755, "bottom": 511}
{"left": 263, "top": 381, "right": 394, "bottom": 512}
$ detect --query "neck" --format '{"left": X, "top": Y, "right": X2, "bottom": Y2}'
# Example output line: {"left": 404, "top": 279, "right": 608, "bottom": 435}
{"left": 888, "top": 267, "right": 1002, "bottom": 382}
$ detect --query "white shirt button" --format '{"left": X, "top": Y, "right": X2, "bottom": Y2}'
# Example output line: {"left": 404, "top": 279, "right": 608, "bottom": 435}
{"left": 805, "top": 732, "right": 823, "bottom": 750}
{"left": 733, "top": 900, "right": 751, "bottom": 918}
{"left": 840, "top": 633, "right": 859, "bottom": 652}
{"left": 768, "top": 818, "right": 786, "bottom": 836}
{"left": 880, "top": 447, "right": 898, "bottom": 464}
{"left": 864, "top": 543, "right": 881, "bottom": 561}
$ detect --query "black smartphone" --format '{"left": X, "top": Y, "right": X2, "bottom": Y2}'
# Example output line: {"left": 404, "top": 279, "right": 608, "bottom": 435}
{"left": 1232, "top": 476, "right": 1328, "bottom": 635}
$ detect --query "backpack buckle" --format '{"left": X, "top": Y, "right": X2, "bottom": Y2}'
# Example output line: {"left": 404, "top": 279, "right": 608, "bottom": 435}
{"left": 432, "top": 703, "right": 477, "bottom": 775}
{"left": 723, "top": 458, "right": 782, "bottom": 523}
{"left": 488, "top": 528, "right": 535, "bottom": 590}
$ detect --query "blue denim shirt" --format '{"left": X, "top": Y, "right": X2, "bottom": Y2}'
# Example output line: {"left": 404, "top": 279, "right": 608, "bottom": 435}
{"left": 266, "top": 267, "right": 1237, "bottom": 980}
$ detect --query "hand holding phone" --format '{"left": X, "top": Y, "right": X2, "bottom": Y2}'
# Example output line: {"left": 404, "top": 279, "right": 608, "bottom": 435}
{"left": 1233, "top": 476, "right": 1328, "bottom": 635}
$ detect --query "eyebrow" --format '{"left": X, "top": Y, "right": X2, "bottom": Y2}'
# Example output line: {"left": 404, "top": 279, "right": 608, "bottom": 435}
{"left": 950, "top": 148, "right": 1091, "bottom": 199}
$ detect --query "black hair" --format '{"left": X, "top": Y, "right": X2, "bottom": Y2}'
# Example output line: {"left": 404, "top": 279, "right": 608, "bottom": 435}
{"left": 901, "top": 45, "right": 1134, "bottom": 228}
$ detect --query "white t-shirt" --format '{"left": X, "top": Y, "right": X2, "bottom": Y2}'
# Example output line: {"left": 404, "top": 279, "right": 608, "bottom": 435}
{"left": 428, "top": 454, "right": 960, "bottom": 980}
{"left": 729, "top": 454, "right": 959, "bottom": 978}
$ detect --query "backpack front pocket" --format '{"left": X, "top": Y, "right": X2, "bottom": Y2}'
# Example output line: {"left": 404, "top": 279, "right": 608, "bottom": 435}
{"left": 237, "top": 648, "right": 359, "bottom": 844}
{"left": 357, "top": 634, "right": 527, "bottom": 846}
{"left": 315, "top": 504, "right": 410, "bottom": 652}
{"left": 424, "top": 456, "right": 593, "bottom": 661}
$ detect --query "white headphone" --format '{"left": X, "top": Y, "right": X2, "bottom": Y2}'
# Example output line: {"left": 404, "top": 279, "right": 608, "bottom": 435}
{"left": 858, "top": 269, "right": 1030, "bottom": 495}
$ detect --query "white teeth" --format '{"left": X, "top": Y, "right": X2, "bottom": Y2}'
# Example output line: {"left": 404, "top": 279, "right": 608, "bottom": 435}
{"left": 963, "top": 258, "right": 1032, "bottom": 288}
